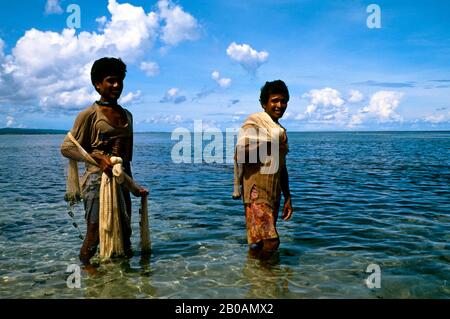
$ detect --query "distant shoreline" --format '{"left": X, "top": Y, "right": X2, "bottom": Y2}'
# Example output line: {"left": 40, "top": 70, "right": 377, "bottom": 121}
{"left": 0, "top": 128, "right": 67, "bottom": 135}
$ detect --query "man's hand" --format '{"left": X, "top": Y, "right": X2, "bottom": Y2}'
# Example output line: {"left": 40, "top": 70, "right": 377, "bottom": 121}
{"left": 92, "top": 153, "right": 113, "bottom": 177}
{"left": 281, "top": 197, "right": 293, "bottom": 221}
{"left": 137, "top": 188, "right": 149, "bottom": 197}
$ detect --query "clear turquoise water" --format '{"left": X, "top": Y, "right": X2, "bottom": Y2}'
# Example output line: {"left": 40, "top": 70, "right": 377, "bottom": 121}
{"left": 0, "top": 132, "right": 449, "bottom": 298}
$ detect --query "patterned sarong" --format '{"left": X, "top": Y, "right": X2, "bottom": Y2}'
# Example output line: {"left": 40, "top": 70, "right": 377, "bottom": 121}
{"left": 244, "top": 186, "right": 280, "bottom": 244}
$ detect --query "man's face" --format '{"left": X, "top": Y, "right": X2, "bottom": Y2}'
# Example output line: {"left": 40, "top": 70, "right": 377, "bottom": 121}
{"left": 263, "top": 93, "right": 288, "bottom": 121}
{"left": 95, "top": 75, "right": 123, "bottom": 102}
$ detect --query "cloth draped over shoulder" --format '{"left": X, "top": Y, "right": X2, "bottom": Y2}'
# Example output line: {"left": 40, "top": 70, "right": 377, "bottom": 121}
{"left": 61, "top": 103, "right": 134, "bottom": 202}
{"left": 64, "top": 132, "right": 145, "bottom": 259}
{"left": 233, "top": 111, "right": 288, "bottom": 207}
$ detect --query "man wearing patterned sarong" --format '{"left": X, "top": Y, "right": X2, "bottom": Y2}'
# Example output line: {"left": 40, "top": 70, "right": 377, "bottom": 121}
{"left": 234, "top": 80, "right": 293, "bottom": 256}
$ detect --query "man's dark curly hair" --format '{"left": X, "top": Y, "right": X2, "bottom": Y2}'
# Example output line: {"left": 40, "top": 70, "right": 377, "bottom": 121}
{"left": 259, "top": 80, "right": 290, "bottom": 106}
{"left": 90, "top": 57, "right": 127, "bottom": 87}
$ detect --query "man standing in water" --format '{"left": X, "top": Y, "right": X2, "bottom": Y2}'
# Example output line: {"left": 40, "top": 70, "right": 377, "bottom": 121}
{"left": 234, "top": 80, "right": 293, "bottom": 258}
{"left": 61, "top": 57, "right": 147, "bottom": 267}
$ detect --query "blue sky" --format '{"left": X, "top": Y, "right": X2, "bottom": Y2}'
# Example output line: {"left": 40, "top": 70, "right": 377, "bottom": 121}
{"left": 0, "top": 0, "right": 449, "bottom": 131}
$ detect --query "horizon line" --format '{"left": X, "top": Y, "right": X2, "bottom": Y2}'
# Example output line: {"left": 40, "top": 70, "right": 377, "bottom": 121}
{"left": 1, "top": 127, "right": 449, "bottom": 134}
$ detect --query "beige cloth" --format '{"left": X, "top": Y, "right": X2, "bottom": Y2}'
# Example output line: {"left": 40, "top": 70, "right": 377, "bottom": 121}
{"left": 99, "top": 156, "right": 126, "bottom": 258}
{"left": 233, "top": 111, "right": 288, "bottom": 206}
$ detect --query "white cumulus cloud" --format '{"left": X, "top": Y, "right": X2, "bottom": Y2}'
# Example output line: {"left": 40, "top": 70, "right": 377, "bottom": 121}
{"left": 282, "top": 112, "right": 295, "bottom": 120}
{"left": 348, "top": 90, "right": 364, "bottom": 103}
{"left": 39, "top": 87, "right": 99, "bottom": 110}
{"left": 422, "top": 112, "right": 450, "bottom": 124}
{"left": 0, "top": 0, "right": 200, "bottom": 113}
{"left": 350, "top": 90, "right": 404, "bottom": 126}
{"left": 105, "top": 0, "right": 159, "bottom": 54}
{"left": 158, "top": 0, "right": 200, "bottom": 45}
{"left": 364, "top": 91, "right": 403, "bottom": 120}
{"left": 120, "top": 90, "right": 141, "bottom": 104}
{"left": 144, "top": 113, "right": 183, "bottom": 124}
{"left": 140, "top": 61, "right": 160, "bottom": 76}
{"left": 303, "top": 87, "right": 345, "bottom": 110}
{"left": 6, "top": 116, "right": 15, "bottom": 127}
{"left": 45, "top": 0, "right": 63, "bottom": 15}
{"left": 211, "top": 71, "right": 231, "bottom": 88}
{"left": 226, "top": 42, "right": 269, "bottom": 73}
{"left": 300, "top": 88, "right": 349, "bottom": 125}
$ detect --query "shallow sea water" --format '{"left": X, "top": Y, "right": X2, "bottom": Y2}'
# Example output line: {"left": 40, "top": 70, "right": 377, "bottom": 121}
{"left": 0, "top": 132, "right": 449, "bottom": 298}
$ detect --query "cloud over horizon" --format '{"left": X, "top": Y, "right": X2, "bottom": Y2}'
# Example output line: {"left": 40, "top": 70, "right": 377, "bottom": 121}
{"left": 290, "top": 88, "right": 409, "bottom": 129}
{"left": 348, "top": 90, "right": 364, "bottom": 103}
{"left": 350, "top": 91, "right": 404, "bottom": 126}
{"left": 299, "top": 87, "right": 349, "bottom": 125}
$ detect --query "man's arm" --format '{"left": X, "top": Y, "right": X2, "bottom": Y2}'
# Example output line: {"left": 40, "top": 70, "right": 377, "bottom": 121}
{"left": 61, "top": 107, "right": 93, "bottom": 161}
{"left": 280, "top": 164, "right": 293, "bottom": 220}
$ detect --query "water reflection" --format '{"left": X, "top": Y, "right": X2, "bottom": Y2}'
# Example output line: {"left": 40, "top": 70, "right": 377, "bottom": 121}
{"left": 243, "top": 249, "right": 292, "bottom": 298}
{"left": 81, "top": 253, "right": 157, "bottom": 298}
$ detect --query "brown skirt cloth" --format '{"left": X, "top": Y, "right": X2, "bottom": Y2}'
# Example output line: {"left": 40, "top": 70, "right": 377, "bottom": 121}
{"left": 244, "top": 186, "right": 280, "bottom": 244}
